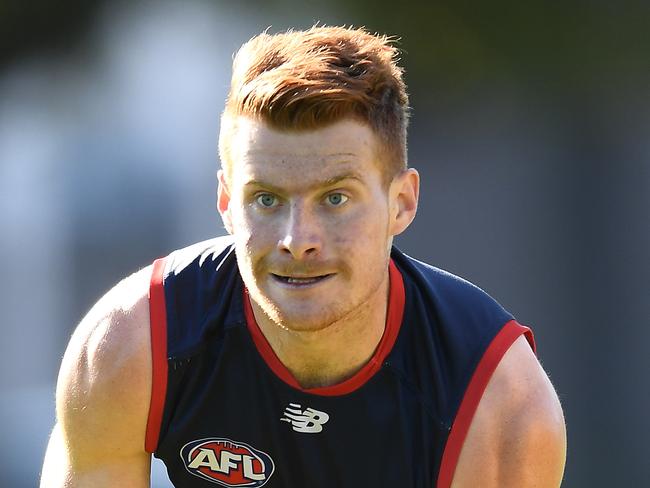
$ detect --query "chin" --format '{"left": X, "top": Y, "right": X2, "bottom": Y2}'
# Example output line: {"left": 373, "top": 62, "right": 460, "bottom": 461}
{"left": 264, "top": 298, "right": 348, "bottom": 333}
{"left": 275, "top": 310, "right": 338, "bottom": 332}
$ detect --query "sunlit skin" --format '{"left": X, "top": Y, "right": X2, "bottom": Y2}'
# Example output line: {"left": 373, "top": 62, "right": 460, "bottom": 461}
{"left": 217, "top": 117, "right": 419, "bottom": 387}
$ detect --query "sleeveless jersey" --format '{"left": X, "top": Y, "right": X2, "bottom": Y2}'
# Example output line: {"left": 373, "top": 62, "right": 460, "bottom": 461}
{"left": 145, "top": 236, "right": 535, "bottom": 488}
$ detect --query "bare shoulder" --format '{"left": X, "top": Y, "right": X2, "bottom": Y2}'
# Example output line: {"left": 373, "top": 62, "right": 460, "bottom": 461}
{"left": 451, "top": 336, "right": 567, "bottom": 487}
{"left": 48, "top": 265, "right": 153, "bottom": 482}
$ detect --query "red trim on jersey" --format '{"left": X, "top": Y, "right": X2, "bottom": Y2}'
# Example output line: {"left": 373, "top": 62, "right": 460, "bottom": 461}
{"left": 145, "top": 258, "right": 169, "bottom": 453}
{"left": 244, "top": 259, "right": 406, "bottom": 396}
{"left": 436, "top": 320, "right": 535, "bottom": 488}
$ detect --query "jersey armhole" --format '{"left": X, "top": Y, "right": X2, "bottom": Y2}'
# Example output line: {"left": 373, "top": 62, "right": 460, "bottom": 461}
{"left": 145, "top": 257, "right": 169, "bottom": 453}
{"left": 436, "top": 320, "right": 535, "bottom": 488}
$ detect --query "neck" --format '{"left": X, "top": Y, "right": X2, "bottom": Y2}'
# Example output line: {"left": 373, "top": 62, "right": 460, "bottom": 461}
{"left": 251, "top": 271, "right": 391, "bottom": 389}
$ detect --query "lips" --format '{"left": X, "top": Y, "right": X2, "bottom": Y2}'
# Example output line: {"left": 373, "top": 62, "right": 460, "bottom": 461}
{"left": 271, "top": 273, "right": 334, "bottom": 286}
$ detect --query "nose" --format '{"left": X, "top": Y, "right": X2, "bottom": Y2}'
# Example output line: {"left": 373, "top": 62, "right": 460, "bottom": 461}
{"left": 278, "top": 202, "right": 322, "bottom": 260}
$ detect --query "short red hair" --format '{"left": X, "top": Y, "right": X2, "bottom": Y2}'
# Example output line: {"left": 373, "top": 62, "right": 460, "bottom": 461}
{"left": 219, "top": 26, "right": 410, "bottom": 185}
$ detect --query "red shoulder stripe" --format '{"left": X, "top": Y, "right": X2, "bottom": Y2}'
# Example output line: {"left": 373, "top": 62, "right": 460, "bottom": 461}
{"left": 145, "top": 258, "right": 169, "bottom": 453}
{"left": 436, "top": 320, "right": 535, "bottom": 488}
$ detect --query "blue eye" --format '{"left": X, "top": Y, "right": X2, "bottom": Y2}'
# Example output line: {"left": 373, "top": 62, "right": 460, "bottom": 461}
{"left": 256, "top": 193, "right": 278, "bottom": 208}
{"left": 326, "top": 193, "right": 348, "bottom": 206}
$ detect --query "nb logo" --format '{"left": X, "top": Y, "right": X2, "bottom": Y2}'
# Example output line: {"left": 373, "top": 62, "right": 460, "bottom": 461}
{"left": 281, "top": 403, "right": 330, "bottom": 433}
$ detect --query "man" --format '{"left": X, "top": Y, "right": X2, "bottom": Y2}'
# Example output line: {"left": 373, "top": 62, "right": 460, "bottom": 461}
{"left": 41, "top": 26, "right": 566, "bottom": 487}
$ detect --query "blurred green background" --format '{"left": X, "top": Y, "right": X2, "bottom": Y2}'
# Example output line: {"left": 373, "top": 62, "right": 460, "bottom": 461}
{"left": 1, "top": 1, "right": 648, "bottom": 486}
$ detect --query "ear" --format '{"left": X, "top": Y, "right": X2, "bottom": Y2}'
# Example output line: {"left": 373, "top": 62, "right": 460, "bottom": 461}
{"left": 389, "top": 168, "right": 419, "bottom": 236}
{"left": 217, "top": 169, "right": 234, "bottom": 234}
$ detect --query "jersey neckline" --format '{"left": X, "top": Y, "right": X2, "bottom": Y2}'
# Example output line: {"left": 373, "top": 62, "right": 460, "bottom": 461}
{"left": 243, "top": 259, "right": 406, "bottom": 396}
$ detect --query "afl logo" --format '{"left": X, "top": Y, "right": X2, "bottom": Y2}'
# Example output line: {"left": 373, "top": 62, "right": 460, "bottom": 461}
{"left": 180, "top": 437, "right": 275, "bottom": 487}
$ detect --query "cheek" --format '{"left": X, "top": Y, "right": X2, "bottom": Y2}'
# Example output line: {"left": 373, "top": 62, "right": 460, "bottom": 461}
{"left": 329, "top": 211, "right": 390, "bottom": 274}
{"left": 232, "top": 206, "right": 277, "bottom": 253}
{"left": 331, "top": 204, "right": 389, "bottom": 245}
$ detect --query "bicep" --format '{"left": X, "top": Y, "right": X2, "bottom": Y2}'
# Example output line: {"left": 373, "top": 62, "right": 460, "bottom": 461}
{"left": 451, "top": 336, "right": 567, "bottom": 488}
{"left": 41, "top": 424, "right": 151, "bottom": 488}
{"left": 41, "top": 267, "right": 154, "bottom": 487}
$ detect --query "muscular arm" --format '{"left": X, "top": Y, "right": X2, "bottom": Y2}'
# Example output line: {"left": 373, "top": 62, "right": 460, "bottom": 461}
{"left": 41, "top": 267, "right": 154, "bottom": 487}
{"left": 451, "top": 336, "right": 567, "bottom": 487}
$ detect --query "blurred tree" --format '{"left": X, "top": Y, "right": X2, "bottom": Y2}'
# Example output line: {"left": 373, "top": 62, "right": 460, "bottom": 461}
{"left": 0, "top": 0, "right": 107, "bottom": 71}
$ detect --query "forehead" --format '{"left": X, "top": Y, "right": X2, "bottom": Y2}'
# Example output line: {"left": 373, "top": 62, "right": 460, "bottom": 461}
{"left": 228, "top": 117, "right": 382, "bottom": 188}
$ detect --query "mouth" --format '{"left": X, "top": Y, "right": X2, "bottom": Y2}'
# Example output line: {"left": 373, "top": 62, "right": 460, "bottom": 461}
{"left": 270, "top": 273, "right": 335, "bottom": 287}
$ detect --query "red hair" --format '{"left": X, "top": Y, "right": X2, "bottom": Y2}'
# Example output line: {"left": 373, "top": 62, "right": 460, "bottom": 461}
{"left": 219, "top": 26, "right": 410, "bottom": 185}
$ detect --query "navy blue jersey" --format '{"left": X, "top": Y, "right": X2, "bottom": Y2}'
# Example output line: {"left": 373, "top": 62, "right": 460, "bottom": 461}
{"left": 145, "top": 237, "right": 534, "bottom": 488}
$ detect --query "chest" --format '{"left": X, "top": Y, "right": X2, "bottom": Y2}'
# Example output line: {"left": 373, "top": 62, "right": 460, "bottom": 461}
{"left": 154, "top": 333, "right": 446, "bottom": 488}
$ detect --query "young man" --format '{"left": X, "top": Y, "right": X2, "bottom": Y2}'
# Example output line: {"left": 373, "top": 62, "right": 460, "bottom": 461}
{"left": 41, "top": 26, "right": 566, "bottom": 487}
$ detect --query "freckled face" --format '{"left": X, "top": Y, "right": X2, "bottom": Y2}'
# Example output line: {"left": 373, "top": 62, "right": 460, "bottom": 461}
{"left": 220, "top": 117, "right": 394, "bottom": 332}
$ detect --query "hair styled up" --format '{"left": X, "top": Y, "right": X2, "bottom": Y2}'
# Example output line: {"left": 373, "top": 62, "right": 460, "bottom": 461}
{"left": 218, "top": 25, "right": 410, "bottom": 185}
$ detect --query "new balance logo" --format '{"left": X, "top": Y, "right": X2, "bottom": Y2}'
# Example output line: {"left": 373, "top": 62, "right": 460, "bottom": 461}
{"left": 281, "top": 403, "right": 330, "bottom": 433}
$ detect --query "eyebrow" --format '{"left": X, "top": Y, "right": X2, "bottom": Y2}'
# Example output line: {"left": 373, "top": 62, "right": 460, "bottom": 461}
{"left": 243, "top": 171, "right": 365, "bottom": 193}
